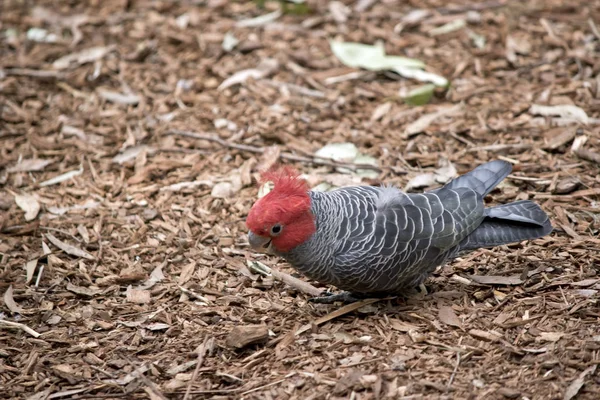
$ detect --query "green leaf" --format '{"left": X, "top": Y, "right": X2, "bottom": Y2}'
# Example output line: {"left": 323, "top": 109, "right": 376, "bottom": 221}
{"left": 404, "top": 84, "right": 436, "bottom": 106}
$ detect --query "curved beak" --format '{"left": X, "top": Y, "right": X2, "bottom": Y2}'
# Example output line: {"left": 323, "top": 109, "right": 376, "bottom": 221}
{"left": 248, "top": 231, "right": 272, "bottom": 253}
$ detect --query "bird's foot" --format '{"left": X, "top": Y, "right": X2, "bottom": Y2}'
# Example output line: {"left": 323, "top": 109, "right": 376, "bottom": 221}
{"left": 309, "top": 291, "right": 361, "bottom": 304}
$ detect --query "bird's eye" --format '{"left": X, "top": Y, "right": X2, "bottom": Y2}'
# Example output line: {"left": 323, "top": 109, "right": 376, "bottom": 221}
{"left": 270, "top": 224, "right": 283, "bottom": 236}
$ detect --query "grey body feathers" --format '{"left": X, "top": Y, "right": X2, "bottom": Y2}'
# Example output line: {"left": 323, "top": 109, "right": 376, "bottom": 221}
{"left": 278, "top": 160, "right": 552, "bottom": 295}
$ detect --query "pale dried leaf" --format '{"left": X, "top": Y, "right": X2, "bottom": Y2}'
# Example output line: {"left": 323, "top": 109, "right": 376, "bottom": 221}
{"left": 405, "top": 173, "right": 437, "bottom": 191}
{"left": 429, "top": 19, "right": 466, "bottom": 36}
{"left": 3, "top": 285, "right": 24, "bottom": 314}
{"left": 97, "top": 88, "right": 140, "bottom": 105}
{"left": 404, "top": 104, "right": 462, "bottom": 137}
{"left": 39, "top": 167, "right": 83, "bottom": 187}
{"left": 7, "top": 158, "right": 53, "bottom": 173}
{"left": 438, "top": 306, "right": 462, "bottom": 328}
{"left": 145, "top": 322, "right": 170, "bottom": 331}
{"left": 370, "top": 102, "right": 392, "bottom": 122}
{"left": 530, "top": 104, "right": 588, "bottom": 125}
{"left": 46, "top": 233, "right": 95, "bottom": 260}
{"left": 47, "top": 199, "right": 100, "bottom": 215}
{"left": 25, "top": 259, "right": 38, "bottom": 284}
{"left": 564, "top": 365, "right": 597, "bottom": 400}
{"left": 211, "top": 176, "right": 242, "bottom": 198}
{"left": 112, "top": 145, "right": 155, "bottom": 164}
{"left": 218, "top": 58, "right": 279, "bottom": 90}
{"left": 235, "top": 9, "right": 281, "bottom": 28}
{"left": 315, "top": 143, "right": 359, "bottom": 162}
{"left": 15, "top": 194, "right": 40, "bottom": 221}
{"left": 52, "top": 45, "right": 114, "bottom": 69}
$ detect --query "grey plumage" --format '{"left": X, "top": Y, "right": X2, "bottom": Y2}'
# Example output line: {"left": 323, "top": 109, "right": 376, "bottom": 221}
{"left": 276, "top": 160, "right": 552, "bottom": 296}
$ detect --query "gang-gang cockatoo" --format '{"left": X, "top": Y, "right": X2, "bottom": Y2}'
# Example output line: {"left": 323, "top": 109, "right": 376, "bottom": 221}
{"left": 246, "top": 160, "right": 552, "bottom": 303}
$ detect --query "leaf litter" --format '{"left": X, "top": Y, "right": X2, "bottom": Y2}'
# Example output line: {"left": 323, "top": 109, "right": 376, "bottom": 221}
{"left": 1, "top": 1, "right": 599, "bottom": 399}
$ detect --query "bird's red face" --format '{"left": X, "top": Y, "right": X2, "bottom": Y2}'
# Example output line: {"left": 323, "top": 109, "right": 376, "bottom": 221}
{"left": 246, "top": 166, "right": 316, "bottom": 253}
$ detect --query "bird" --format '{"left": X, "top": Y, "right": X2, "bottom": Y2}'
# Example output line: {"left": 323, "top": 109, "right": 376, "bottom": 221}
{"left": 245, "top": 160, "right": 553, "bottom": 303}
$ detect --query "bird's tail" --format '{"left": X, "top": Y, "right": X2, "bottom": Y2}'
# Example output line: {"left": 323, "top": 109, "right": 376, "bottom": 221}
{"left": 440, "top": 160, "right": 513, "bottom": 197}
{"left": 458, "top": 200, "right": 553, "bottom": 251}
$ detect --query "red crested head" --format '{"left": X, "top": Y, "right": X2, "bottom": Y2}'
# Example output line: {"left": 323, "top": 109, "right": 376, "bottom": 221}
{"left": 246, "top": 165, "right": 315, "bottom": 253}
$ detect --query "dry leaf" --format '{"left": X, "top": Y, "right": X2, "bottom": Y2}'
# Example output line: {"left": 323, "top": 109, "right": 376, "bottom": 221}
{"left": 52, "top": 45, "right": 114, "bottom": 69}
{"left": 438, "top": 306, "right": 462, "bottom": 328}
{"left": 389, "top": 319, "right": 420, "bottom": 332}
{"left": 564, "top": 365, "right": 597, "bottom": 400}
{"left": 25, "top": 259, "right": 38, "bottom": 284}
{"left": 530, "top": 104, "right": 588, "bottom": 125}
{"left": 404, "top": 104, "right": 462, "bottom": 138}
{"left": 97, "top": 88, "right": 140, "bottom": 105}
{"left": 15, "top": 194, "right": 40, "bottom": 221}
{"left": 218, "top": 58, "right": 279, "bottom": 90}
{"left": 3, "top": 285, "right": 24, "bottom": 314}
{"left": 39, "top": 167, "right": 83, "bottom": 187}
{"left": 66, "top": 282, "right": 100, "bottom": 297}
{"left": 45, "top": 233, "right": 95, "bottom": 260}
{"left": 7, "top": 159, "right": 53, "bottom": 173}
{"left": 371, "top": 102, "right": 392, "bottom": 122}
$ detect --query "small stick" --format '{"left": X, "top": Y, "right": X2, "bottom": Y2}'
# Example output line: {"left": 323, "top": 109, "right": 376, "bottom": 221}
{"left": 247, "top": 261, "right": 322, "bottom": 297}
{"left": 0, "top": 319, "right": 41, "bottom": 337}
{"left": 184, "top": 336, "right": 211, "bottom": 400}
{"left": 167, "top": 130, "right": 382, "bottom": 172}
{"left": 447, "top": 352, "right": 461, "bottom": 389}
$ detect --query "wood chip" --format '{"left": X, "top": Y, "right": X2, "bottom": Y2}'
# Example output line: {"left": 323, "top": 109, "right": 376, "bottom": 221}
{"left": 467, "top": 275, "right": 524, "bottom": 286}
{"left": 226, "top": 325, "right": 269, "bottom": 349}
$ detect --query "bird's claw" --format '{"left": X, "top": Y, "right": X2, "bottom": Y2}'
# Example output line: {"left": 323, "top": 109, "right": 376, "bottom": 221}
{"left": 309, "top": 291, "right": 360, "bottom": 304}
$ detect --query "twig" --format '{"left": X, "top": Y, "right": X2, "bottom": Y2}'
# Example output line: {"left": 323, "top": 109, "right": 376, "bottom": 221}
{"left": 121, "top": 357, "right": 168, "bottom": 400}
{"left": 247, "top": 260, "right": 322, "bottom": 297}
{"left": 184, "top": 336, "right": 211, "bottom": 400}
{"left": 589, "top": 18, "right": 600, "bottom": 41}
{"left": 261, "top": 79, "right": 325, "bottom": 98}
{"left": 241, "top": 378, "right": 287, "bottom": 396}
{"left": 2, "top": 68, "right": 66, "bottom": 79}
{"left": 467, "top": 143, "right": 532, "bottom": 152}
{"left": 447, "top": 352, "right": 461, "bottom": 389}
{"left": 296, "top": 297, "right": 392, "bottom": 335}
{"left": 438, "top": 0, "right": 506, "bottom": 14}
{"left": 0, "top": 319, "right": 41, "bottom": 338}
{"left": 167, "top": 129, "right": 382, "bottom": 172}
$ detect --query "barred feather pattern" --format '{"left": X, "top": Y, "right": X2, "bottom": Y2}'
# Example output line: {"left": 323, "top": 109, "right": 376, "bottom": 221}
{"left": 275, "top": 160, "right": 552, "bottom": 295}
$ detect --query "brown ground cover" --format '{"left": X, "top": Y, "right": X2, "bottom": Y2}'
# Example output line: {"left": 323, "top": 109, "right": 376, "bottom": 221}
{"left": 1, "top": 0, "right": 600, "bottom": 398}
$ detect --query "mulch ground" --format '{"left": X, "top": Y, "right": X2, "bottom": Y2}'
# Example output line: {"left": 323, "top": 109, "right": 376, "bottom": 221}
{"left": 2, "top": 0, "right": 600, "bottom": 399}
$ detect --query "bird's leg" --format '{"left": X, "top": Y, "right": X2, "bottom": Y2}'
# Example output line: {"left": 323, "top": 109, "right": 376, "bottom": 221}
{"left": 308, "top": 291, "right": 361, "bottom": 304}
